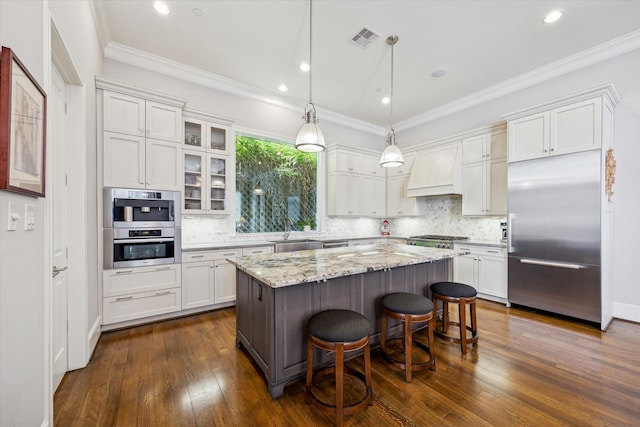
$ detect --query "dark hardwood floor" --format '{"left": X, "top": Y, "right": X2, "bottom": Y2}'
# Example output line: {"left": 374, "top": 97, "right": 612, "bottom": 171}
{"left": 54, "top": 300, "right": 640, "bottom": 426}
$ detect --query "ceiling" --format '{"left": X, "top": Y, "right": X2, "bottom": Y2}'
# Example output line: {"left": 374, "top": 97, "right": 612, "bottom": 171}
{"left": 93, "top": 0, "right": 640, "bottom": 129}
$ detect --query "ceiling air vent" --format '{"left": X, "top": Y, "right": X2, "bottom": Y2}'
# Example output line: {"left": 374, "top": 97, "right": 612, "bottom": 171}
{"left": 350, "top": 26, "right": 380, "bottom": 48}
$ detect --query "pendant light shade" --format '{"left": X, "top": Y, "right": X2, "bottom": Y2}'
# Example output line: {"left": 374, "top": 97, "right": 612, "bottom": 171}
{"left": 296, "top": 0, "right": 325, "bottom": 152}
{"left": 380, "top": 35, "right": 404, "bottom": 168}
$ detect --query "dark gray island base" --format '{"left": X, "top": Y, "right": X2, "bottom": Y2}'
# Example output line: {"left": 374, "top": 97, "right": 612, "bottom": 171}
{"left": 232, "top": 243, "right": 460, "bottom": 398}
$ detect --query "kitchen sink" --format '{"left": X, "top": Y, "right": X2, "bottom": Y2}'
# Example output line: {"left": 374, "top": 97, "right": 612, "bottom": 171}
{"left": 270, "top": 239, "right": 324, "bottom": 253}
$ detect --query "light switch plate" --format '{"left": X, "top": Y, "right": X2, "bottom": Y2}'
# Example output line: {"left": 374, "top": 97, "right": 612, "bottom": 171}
{"left": 24, "top": 204, "right": 35, "bottom": 231}
{"left": 7, "top": 202, "right": 19, "bottom": 231}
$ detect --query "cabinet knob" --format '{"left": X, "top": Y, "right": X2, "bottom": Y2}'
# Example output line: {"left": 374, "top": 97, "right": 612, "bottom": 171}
{"left": 543, "top": 149, "right": 548, "bottom": 152}
{"left": 550, "top": 148, "right": 555, "bottom": 152}
{"left": 139, "top": 128, "right": 144, "bottom": 133}
{"left": 147, "top": 130, "right": 151, "bottom": 134}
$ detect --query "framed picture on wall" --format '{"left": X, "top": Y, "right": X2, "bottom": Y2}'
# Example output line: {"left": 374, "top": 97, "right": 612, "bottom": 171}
{"left": 0, "top": 46, "right": 47, "bottom": 197}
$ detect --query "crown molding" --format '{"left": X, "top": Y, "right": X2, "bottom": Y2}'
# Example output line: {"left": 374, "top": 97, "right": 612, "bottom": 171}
{"left": 104, "top": 42, "right": 385, "bottom": 136}
{"left": 88, "top": 0, "right": 109, "bottom": 52}
{"left": 396, "top": 29, "right": 640, "bottom": 132}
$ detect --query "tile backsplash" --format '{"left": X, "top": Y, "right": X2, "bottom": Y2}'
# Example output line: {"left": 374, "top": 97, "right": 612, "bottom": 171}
{"left": 182, "top": 196, "right": 505, "bottom": 246}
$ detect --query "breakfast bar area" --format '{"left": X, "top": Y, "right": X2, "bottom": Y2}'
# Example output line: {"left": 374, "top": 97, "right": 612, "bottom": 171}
{"left": 230, "top": 242, "right": 469, "bottom": 398}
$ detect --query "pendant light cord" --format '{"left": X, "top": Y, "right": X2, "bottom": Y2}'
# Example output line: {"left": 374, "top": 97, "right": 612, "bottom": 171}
{"left": 390, "top": 38, "right": 394, "bottom": 131}
{"left": 309, "top": 0, "right": 313, "bottom": 106}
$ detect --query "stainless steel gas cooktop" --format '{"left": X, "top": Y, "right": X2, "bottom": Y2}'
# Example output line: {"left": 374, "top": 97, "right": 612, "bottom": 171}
{"left": 407, "top": 235, "right": 469, "bottom": 249}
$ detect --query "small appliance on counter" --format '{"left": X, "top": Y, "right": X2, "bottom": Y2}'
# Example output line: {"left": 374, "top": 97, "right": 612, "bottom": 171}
{"left": 500, "top": 222, "right": 508, "bottom": 243}
{"left": 381, "top": 219, "right": 390, "bottom": 236}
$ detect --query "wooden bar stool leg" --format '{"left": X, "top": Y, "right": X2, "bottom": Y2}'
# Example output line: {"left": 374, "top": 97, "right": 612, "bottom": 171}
{"left": 443, "top": 301, "right": 449, "bottom": 333}
{"left": 471, "top": 300, "right": 478, "bottom": 339}
{"left": 427, "top": 315, "right": 435, "bottom": 371}
{"left": 405, "top": 315, "right": 412, "bottom": 382}
{"left": 305, "top": 340, "right": 314, "bottom": 403}
{"left": 380, "top": 312, "right": 387, "bottom": 354}
{"left": 364, "top": 341, "right": 373, "bottom": 406}
{"left": 336, "top": 343, "right": 344, "bottom": 427}
{"left": 459, "top": 300, "right": 467, "bottom": 354}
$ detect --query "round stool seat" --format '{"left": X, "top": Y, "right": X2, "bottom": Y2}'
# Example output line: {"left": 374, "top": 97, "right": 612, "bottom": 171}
{"left": 430, "top": 281, "right": 477, "bottom": 298}
{"left": 382, "top": 292, "right": 434, "bottom": 315}
{"left": 308, "top": 309, "right": 370, "bottom": 343}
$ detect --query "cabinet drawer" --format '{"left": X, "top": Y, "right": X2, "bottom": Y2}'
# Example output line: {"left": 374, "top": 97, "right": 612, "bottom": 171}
{"left": 242, "top": 246, "right": 273, "bottom": 256}
{"left": 103, "top": 264, "right": 180, "bottom": 297}
{"left": 103, "top": 287, "right": 181, "bottom": 325}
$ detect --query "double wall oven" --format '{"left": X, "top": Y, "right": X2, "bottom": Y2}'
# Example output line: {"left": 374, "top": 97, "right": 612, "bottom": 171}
{"left": 103, "top": 188, "right": 181, "bottom": 269}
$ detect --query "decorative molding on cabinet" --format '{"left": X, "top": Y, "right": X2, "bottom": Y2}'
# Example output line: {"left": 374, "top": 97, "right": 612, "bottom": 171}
{"left": 103, "top": 42, "right": 385, "bottom": 136}
{"left": 96, "top": 76, "right": 187, "bottom": 108}
{"left": 503, "top": 83, "right": 621, "bottom": 121}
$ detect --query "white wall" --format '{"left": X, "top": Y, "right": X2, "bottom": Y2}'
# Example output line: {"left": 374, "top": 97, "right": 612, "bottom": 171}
{"left": 0, "top": 1, "right": 49, "bottom": 426}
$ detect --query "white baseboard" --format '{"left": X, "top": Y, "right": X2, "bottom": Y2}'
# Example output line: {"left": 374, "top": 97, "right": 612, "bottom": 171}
{"left": 88, "top": 315, "right": 102, "bottom": 359}
{"left": 613, "top": 302, "right": 640, "bottom": 324}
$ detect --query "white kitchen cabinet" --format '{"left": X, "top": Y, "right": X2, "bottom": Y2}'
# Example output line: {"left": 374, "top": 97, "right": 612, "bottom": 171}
{"left": 103, "top": 90, "right": 182, "bottom": 143}
{"left": 508, "top": 97, "right": 603, "bottom": 162}
{"left": 387, "top": 174, "right": 422, "bottom": 217}
{"left": 361, "top": 176, "right": 386, "bottom": 217}
{"left": 102, "top": 87, "right": 183, "bottom": 191}
{"left": 183, "top": 150, "right": 230, "bottom": 214}
{"left": 182, "top": 112, "right": 235, "bottom": 214}
{"left": 181, "top": 249, "right": 241, "bottom": 309}
{"left": 330, "top": 148, "right": 362, "bottom": 174}
{"left": 103, "top": 264, "right": 182, "bottom": 325}
{"left": 361, "top": 153, "right": 386, "bottom": 177}
{"left": 242, "top": 246, "right": 273, "bottom": 256}
{"left": 327, "top": 145, "right": 392, "bottom": 218}
{"left": 453, "top": 244, "right": 507, "bottom": 302}
{"left": 462, "top": 128, "right": 507, "bottom": 216}
{"left": 327, "top": 172, "right": 362, "bottom": 216}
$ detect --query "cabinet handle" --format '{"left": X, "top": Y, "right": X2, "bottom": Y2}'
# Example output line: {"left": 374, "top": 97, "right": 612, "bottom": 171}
{"left": 139, "top": 128, "right": 144, "bottom": 133}
{"left": 147, "top": 130, "right": 151, "bottom": 134}
{"left": 191, "top": 255, "right": 205, "bottom": 259}
{"left": 257, "top": 286, "right": 262, "bottom": 302}
{"left": 155, "top": 291, "right": 171, "bottom": 296}
{"left": 543, "top": 149, "right": 548, "bottom": 152}
{"left": 223, "top": 252, "right": 236, "bottom": 256}
{"left": 155, "top": 266, "right": 171, "bottom": 271}
{"left": 115, "top": 296, "right": 133, "bottom": 302}
{"left": 487, "top": 250, "right": 500, "bottom": 254}
{"left": 250, "top": 250, "right": 262, "bottom": 254}
{"left": 550, "top": 148, "right": 555, "bottom": 152}
{"left": 115, "top": 270, "right": 134, "bottom": 275}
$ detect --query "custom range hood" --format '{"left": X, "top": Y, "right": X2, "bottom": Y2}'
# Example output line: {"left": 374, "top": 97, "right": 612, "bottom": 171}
{"left": 406, "top": 143, "right": 462, "bottom": 197}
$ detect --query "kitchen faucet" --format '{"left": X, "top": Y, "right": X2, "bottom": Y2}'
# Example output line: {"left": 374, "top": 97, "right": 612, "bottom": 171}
{"left": 283, "top": 218, "right": 294, "bottom": 240}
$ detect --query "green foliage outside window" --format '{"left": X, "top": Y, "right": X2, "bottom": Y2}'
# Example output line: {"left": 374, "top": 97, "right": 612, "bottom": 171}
{"left": 236, "top": 135, "right": 317, "bottom": 233}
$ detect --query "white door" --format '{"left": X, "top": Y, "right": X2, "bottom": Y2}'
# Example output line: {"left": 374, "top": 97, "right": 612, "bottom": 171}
{"left": 51, "top": 65, "right": 69, "bottom": 391}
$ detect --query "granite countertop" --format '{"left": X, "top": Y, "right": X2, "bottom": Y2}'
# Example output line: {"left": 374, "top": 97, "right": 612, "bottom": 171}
{"left": 228, "top": 241, "right": 470, "bottom": 288}
{"left": 181, "top": 235, "right": 409, "bottom": 252}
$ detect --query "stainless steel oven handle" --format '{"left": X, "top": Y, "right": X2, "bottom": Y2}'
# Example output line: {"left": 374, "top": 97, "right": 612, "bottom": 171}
{"left": 114, "top": 238, "right": 175, "bottom": 244}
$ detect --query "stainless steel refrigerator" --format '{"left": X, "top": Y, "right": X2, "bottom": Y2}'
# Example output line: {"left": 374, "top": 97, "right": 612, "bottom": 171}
{"left": 507, "top": 150, "right": 601, "bottom": 325}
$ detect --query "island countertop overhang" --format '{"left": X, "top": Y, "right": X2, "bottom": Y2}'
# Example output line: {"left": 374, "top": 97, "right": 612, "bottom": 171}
{"left": 228, "top": 242, "right": 470, "bottom": 288}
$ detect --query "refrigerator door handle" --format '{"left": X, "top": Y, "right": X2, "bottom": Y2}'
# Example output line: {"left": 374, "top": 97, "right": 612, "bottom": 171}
{"left": 520, "top": 258, "right": 584, "bottom": 270}
{"left": 507, "top": 213, "right": 515, "bottom": 253}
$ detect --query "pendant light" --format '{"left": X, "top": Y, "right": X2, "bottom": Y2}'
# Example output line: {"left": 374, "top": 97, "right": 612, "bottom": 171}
{"left": 380, "top": 35, "right": 405, "bottom": 168}
{"left": 295, "top": 0, "right": 326, "bottom": 152}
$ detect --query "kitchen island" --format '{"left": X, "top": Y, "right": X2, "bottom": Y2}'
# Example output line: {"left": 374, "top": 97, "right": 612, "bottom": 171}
{"left": 229, "top": 241, "right": 469, "bottom": 398}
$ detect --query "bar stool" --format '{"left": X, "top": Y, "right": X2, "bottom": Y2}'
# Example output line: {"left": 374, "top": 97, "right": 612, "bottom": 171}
{"left": 306, "top": 309, "right": 373, "bottom": 426}
{"left": 430, "top": 281, "right": 478, "bottom": 354}
{"left": 380, "top": 292, "right": 436, "bottom": 382}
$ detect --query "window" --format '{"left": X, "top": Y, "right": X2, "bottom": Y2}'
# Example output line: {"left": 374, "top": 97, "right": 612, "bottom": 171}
{"left": 236, "top": 135, "right": 317, "bottom": 234}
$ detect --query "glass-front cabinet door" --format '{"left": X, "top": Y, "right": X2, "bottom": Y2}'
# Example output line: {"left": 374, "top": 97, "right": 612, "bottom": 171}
{"left": 209, "top": 155, "right": 227, "bottom": 212}
{"left": 184, "top": 118, "right": 205, "bottom": 150}
{"left": 207, "top": 123, "right": 231, "bottom": 153}
{"left": 184, "top": 151, "right": 204, "bottom": 212}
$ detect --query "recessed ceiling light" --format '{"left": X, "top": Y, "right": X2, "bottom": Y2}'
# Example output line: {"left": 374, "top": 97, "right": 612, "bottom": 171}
{"left": 543, "top": 10, "right": 564, "bottom": 24}
{"left": 192, "top": 8, "right": 203, "bottom": 17}
{"left": 381, "top": 97, "right": 390, "bottom": 104}
{"left": 153, "top": 1, "right": 170, "bottom": 15}
{"left": 431, "top": 68, "right": 448, "bottom": 78}
{"left": 278, "top": 84, "right": 288, "bottom": 92}
{"left": 299, "top": 62, "right": 310, "bottom": 72}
